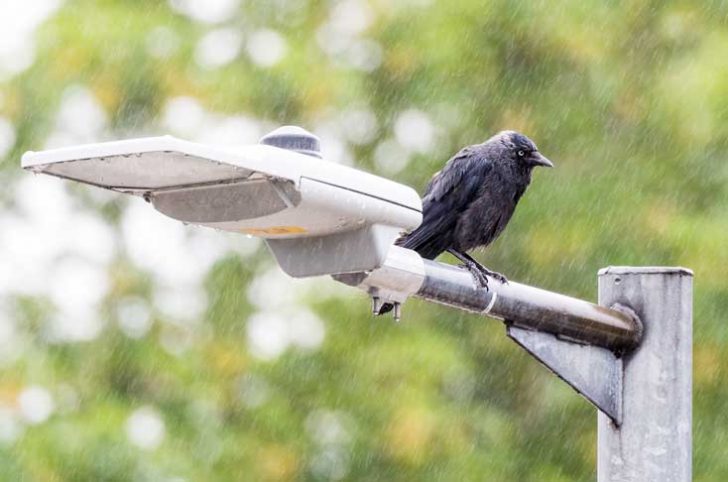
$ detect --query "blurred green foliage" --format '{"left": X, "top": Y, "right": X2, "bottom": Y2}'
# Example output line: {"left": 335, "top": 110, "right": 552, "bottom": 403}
{"left": 1, "top": 0, "right": 727, "bottom": 480}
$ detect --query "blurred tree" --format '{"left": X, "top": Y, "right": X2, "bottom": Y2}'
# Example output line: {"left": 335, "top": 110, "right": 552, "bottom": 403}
{"left": 0, "top": 0, "right": 726, "bottom": 480}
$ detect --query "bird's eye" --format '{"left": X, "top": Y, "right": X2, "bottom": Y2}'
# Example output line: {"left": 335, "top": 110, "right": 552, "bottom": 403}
{"left": 517, "top": 150, "right": 525, "bottom": 157}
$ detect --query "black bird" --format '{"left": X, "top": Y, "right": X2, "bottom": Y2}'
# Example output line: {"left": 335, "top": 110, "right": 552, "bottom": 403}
{"left": 378, "top": 130, "right": 553, "bottom": 315}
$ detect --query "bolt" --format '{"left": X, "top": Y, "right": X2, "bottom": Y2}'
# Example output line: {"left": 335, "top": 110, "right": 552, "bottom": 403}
{"left": 371, "top": 296, "right": 381, "bottom": 315}
{"left": 393, "top": 302, "right": 401, "bottom": 323}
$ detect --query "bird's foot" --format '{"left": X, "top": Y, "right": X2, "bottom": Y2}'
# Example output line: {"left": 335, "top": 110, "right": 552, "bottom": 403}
{"left": 482, "top": 267, "right": 508, "bottom": 285}
{"left": 460, "top": 261, "right": 489, "bottom": 289}
{"left": 459, "top": 261, "right": 508, "bottom": 290}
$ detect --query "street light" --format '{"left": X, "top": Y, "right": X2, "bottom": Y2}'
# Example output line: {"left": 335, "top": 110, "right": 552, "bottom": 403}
{"left": 22, "top": 126, "right": 693, "bottom": 481}
{"left": 22, "top": 126, "right": 422, "bottom": 278}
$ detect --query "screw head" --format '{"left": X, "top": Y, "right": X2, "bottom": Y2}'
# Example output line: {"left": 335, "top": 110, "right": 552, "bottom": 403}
{"left": 259, "top": 125, "right": 322, "bottom": 158}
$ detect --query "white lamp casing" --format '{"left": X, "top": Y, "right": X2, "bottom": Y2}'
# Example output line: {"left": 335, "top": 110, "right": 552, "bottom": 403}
{"left": 22, "top": 134, "right": 422, "bottom": 277}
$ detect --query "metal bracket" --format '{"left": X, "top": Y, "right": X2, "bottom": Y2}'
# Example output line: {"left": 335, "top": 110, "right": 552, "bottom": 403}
{"left": 333, "top": 245, "right": 426, "bottom": 323}
{"left": 507, "top": 324, "right": 623, "bottom": 425}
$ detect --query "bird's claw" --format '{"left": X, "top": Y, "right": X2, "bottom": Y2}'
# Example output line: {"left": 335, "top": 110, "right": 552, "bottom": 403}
{"left": 460, "top": 262, "right": 508, "bottom": 290}
{"left": 460, "top": 262, "right": 490, "bottom": 290}
{"left": 488, "top": 270, "right": 509, "bottom": 285}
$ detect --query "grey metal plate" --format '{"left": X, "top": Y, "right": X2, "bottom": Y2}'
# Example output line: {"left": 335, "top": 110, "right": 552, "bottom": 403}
{"left": 151, "top": 179, "right": 300, "bottom": 224}
{"left": 42, "top": 151, "right": 252, "bottom": 190}
{"left": 507, "top": 325, "right": 623, "bottom": 425}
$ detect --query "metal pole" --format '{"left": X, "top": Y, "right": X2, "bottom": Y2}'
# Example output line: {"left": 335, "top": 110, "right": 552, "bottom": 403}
{"left": 597, "top": 267, "right": 693, "bottom": 482}
{"left": 336, "top": 246, "right": 642, "bottom": 352}
{"left": 417, "top": 259, "right": 640, "bottom": 352}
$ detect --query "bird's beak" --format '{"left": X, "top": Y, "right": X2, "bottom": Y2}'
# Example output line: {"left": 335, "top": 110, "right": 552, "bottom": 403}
{"left": 531, "top": 152, "right": 554, "bottom": 168}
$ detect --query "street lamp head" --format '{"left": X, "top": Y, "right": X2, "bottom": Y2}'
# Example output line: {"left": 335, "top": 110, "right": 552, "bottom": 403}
{"left": 21, "top": 127, "right": 422, "bottom": 277}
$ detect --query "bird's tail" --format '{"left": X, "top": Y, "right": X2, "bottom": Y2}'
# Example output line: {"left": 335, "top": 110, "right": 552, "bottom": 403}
{"left": 377, "top": 302, "right": 394, "bottom": 315}
{"left": 394, "top": 232, "right": 411, "bottom": 249}
{"left": 393, "top": 228, "right": 444, "bottom": 261}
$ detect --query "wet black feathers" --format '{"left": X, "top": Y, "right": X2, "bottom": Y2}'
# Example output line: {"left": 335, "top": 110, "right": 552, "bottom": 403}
{"left": 376, "top": 131, "right": 550, "bottom": 317}
{"left": 396, "top": 146, "right": 490, "bottom": 258}
{"left": 397, "top": 133, "right": 535, "bottom": 260}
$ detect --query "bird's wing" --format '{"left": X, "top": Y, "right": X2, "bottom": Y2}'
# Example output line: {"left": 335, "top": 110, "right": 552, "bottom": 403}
{"left": 398, "top": 146, "right": 492, "bottom": 258}
{"left": 422, "top": 146, "right": 477, "bottom": 201}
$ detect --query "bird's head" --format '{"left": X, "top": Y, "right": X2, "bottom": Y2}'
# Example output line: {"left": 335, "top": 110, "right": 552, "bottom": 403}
{"left": 490, "top": 130, "right": 554, "bottom": 169}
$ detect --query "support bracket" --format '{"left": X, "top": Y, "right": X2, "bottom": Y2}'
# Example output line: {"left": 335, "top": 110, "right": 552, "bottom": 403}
{"left": 507, "top": 324, "right": 623, "bottom": 425}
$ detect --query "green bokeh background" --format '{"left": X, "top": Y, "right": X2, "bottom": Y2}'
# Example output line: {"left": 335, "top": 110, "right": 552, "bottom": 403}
{"left": 1, "top": 0, "right": 727, "bottom": 480}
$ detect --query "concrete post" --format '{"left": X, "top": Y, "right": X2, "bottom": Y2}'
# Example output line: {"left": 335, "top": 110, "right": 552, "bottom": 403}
{"left": 598, "top": 267, "right": 693, "bottom": 482}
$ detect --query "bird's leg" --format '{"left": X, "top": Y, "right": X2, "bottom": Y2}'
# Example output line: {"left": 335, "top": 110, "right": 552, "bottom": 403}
{"left": 447, "top": 249, "right": 508, "bottom": 289}
{"left": 460, "top": 251, "right": 508, "bottom": 284}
